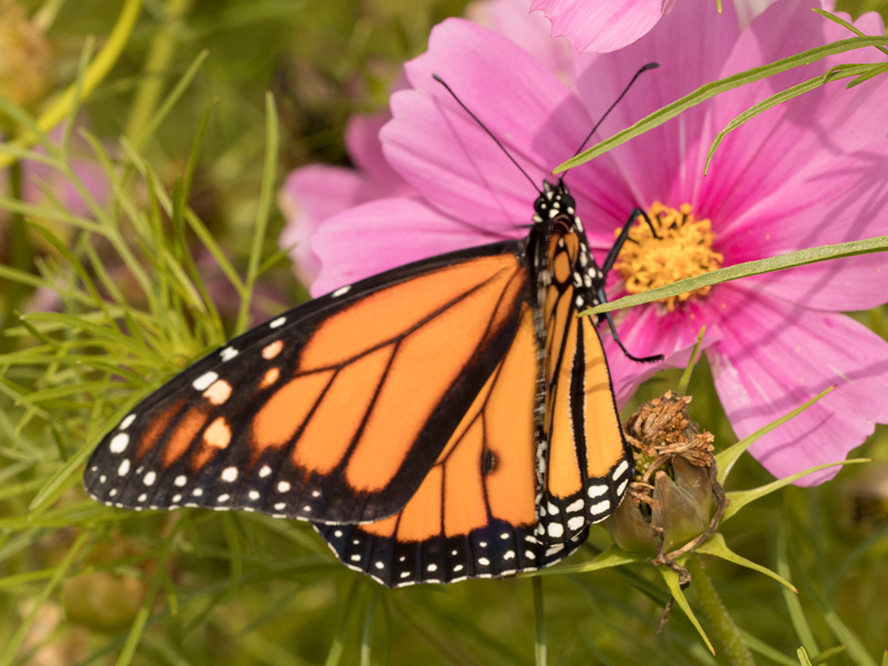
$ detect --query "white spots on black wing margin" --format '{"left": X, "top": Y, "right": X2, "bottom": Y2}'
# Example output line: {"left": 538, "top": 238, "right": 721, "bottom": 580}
{"left": 589, "top": 499, "right": 611, "bottom": 517}
{"left": 192, "top": 371, "right": 218, "bottom": 391}
{"left": 120, "top": 413, "right": 137, "bottom": 430}
{"left": 331, "top": 285, "right": 351, "bottom": 298}
{"left": 220, "top": 346, "right": 239, "bottom": 362}
{"left": 613, "top": 460, "right": 630, "bottom": 480}
{"left": 269, "top": 316, "right": 286, "bottom": 329}
{"left": 220, "top": 466, "right": 238, "bottom": 483}
{"left": 109, "top": 433, "right": 129, "bottom": 454}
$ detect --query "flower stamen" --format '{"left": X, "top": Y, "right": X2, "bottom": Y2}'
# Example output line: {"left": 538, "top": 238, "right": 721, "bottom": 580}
{"left": 614, "top": 202, "right": 723, "bottom": 311}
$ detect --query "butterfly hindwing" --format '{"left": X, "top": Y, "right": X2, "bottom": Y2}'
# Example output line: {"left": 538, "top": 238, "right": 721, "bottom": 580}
{"left": 530, "top": 184, "right": 635, "bottom": 547}
{"left": 84, "top": 240, "right": 530, "bottom": 525}
{"left": 313, "top": 305, "right": 588, "bottom": 587}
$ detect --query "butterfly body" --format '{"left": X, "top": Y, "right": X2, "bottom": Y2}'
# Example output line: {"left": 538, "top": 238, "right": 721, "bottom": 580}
{"left": 83, "top": 179, "right": 635, "bottom": 587}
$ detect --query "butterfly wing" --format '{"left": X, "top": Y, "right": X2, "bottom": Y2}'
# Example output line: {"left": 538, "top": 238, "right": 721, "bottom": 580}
{"left": 83, "top": 240, "right": 531, "bottom": 525}
{"left": 313, "top": 304, "right": 588, "bottom": 587}
{"left": 532, "top": 194, "right": 635, "bottom": 547}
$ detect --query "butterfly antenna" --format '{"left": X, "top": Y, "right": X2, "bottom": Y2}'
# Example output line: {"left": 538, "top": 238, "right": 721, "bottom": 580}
{"left": 569, "top": 62, "right": 659, "bottom": 166}
{"left": 432, "top": 74, "right": 542, "bottom": 196}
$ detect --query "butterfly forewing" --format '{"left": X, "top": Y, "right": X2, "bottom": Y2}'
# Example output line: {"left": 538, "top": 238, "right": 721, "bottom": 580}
{"left": 84, "top": 241, "right": 530, "bottom": 525}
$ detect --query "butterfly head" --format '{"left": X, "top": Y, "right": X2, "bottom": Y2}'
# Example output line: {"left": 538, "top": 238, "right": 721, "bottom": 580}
{"left": 532, "top": 180, "right": 577, "bottom": 228}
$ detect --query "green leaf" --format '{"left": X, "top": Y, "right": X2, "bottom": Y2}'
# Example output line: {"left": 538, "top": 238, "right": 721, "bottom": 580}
{"left": 677, "top": 326, "right": 706, "bottom": 396}
{"left": 777, "top": 524, "right": 820, "bottom": 656}
{"left": 736, "top": 631, "right": 799, "bottom": 666}
{"left": 236, "top": 91, "right": 280, "bottom": 335}
{"left": 810, "top": 646, "right": 850, "bottom": 665}
{"left": 582, "top": 235, "right": 888, "bottom": 317}
{"left": 533, "top": 577, "right": 547, "bottom": 666}
{"left": 696, "top": 533, "right": 796, "bottom": 592}
{"left": 722, "top": 459, "right": 869, "bottom": 522}
{"left": 28, "top": 392, "right": 148, "bottom": 513}
{"left": 0, "top": 532, "right": 91, "bottom": 666}
{"left": 716, "top": 387, "right": 833, "bottom": 485}
{"left": 812, "top": 8, "right": 888, "bottom": 56}
{"left": 555, "top": 34, "right": 888, "bottom": 172}
{"left": 798, "top": 647, "right": 814, "bottom": 666}
{"left": 659, "top": 564, "right": 715, "bottom": 655}
{"left": 528, "top": 545, "right": 645, "bottom": 577}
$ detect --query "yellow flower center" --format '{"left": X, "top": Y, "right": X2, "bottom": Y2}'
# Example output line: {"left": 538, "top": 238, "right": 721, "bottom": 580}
{"left": 613, "top": 202, "right": 723, "bottom": 312}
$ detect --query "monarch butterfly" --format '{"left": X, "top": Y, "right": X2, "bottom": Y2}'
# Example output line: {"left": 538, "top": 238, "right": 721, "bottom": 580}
{"left": 83, "top": 69, "right": 661, "bottom": 588}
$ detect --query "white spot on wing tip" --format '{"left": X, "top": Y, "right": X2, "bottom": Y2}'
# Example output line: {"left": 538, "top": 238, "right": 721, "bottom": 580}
{"left": 277, "top": 481, "right": 291, "bottom": 493}
{"left": 117, "top": 459, "right": 130, "bottom": 476}
{"left": 192, "top": 371, "right": 218, "bottom": 391}
{"left": 109, "top": 433, "right": 129, "bottom": 454}
{"left": 220, "top": 347, "right": 239, "bottom": 362}
{"left": 220, "top": 466, "right": 238, "bottom": 483}
{"left": 332, "top": 285, "right": 351, "bottom": 298}
{"left": 143, "top": 471, "right": 156, "bottom": 486}
{"left": 269, "top": 316, "right": 286, "bottom": 329}
{"left": 120, "top": 414, "right": 136, "bottom": 430}
{"left": 258, "top": 465, "right": 272, "bottom": 478}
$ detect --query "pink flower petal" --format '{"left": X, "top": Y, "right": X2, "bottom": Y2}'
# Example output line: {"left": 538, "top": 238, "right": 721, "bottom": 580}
{"left": 718, "top": 149, "right": 888, "bottom": 311}
{"left": 530, "top": 0, "right": 664, "bottom": 54}
{"left": 706, "top": 285, "right": 888, "bottom": 485}
{"left": 383, "top": 18, "right": 592, "bottom": 228}
{"left": 309, "top": 196, "right": 508, "bottom": 296}
{"left": 344, "top": 104, "right": 412, "bottom": 196}
{"left": 572, "top": 0, "right": 739, "bottom": 214}
{"left": 701, "top": 0, "right": 888, "bottom": 226}
{"left": 278, "top": 165, "right": 389, "bottom": 285}
{"left": 465, "top": 0, "right": 574, "bottom": 85}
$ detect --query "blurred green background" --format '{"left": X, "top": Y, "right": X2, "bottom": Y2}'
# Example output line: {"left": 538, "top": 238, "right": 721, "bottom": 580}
{"left": 1, "top": 0, "right": 888, "bottom": 664}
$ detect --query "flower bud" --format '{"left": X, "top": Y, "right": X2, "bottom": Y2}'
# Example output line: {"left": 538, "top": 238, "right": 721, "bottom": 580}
{"left": 605, "top": 391, "right": 719, "bottom": 557}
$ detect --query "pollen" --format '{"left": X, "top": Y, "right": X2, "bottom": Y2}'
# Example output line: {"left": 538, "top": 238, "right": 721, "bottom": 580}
{"left": 614, "top": 202, "right": 723, "bottom": 311}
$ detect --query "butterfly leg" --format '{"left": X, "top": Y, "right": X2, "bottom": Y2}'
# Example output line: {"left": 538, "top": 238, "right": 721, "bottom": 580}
{"left": 600, "top": 208, "right": 659, "bottom": 276}
{"left": 595, "top": 207, "right": 664, "bottom": 364}
{"left": 598, "top": 302, "right": 664, "bottom": 364}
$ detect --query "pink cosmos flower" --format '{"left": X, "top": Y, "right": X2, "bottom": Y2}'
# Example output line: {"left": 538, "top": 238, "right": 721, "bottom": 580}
{"left": 529, "top": 0, "right": 668, "bottom": 53}
{"left": 278, "top": 112, "right": 416, "bottom": 286}
{"left": 528, "top": 0, "right": 777, "bottom": 54}
{"left": 281, "top": 0, "right": 888, "bottom": 485}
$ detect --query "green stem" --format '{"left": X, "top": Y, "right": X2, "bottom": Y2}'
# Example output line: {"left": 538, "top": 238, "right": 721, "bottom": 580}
{"left": 125, "top": 0, "right": 193, "bottom": 145}
{"left": 533, "top": 577, "right": 547, "bottom": 666}
{"left": 0, "top": 0, "right": 143, "bottom": 169}
{"left": 0, "top": 160, "right": 34, "bottom": 351}
{"left": 687, "top": 555, "right": 756, "bottom": 666}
